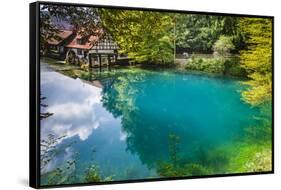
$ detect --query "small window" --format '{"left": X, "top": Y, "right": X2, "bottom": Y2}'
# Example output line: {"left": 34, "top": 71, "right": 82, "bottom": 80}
{"left": 77, "top": 39, "right": 82, "bottom": 45}
{"left": 77, "top": 49, "right": 82, "bottom": 55}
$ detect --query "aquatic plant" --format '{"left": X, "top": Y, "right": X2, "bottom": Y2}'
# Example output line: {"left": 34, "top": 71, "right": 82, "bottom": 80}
{"left": 157, "top": 133, "right": 211, "bottom": 177}
{"left": 168, "top": 134, "right": 181, "bottom": 168}
{"left": 157, "top": 161, "right": 211, "bottom": 177}
{"left": 84, "top": 165, "right": 102, "bottom": 182}
{"left": 228, "top": 143, "right": 271, "bottom": 173}
{"left": 84, "top": 164, "right": 113, "bottom": 183}
{"left": 200, "top": 146, "right": 231, "bottom": 174}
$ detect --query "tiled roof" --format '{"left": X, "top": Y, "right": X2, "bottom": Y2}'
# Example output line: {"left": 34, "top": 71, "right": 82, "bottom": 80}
{"left": 47, "top": 30, "right": 73, "bottom": 45}
{"left": 65, "top": 35, "right": 99, "bottom": 50}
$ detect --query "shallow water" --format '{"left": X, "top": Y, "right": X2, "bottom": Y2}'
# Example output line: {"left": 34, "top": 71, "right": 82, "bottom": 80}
{"left": 40, "top": 63, "right": 263, "bottom": 184}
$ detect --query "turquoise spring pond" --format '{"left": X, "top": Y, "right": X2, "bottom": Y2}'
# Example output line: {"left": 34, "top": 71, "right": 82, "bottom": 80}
{"left": 40, "top": 63, "right": 265, "bottom": 184}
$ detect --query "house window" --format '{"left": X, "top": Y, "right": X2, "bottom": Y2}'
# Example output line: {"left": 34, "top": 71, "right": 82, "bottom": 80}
{"left": 77, "top": 49, "right": 82, "bottom": 55}
{"left": 77, "top": 39, "right": 82, "bottom": 45}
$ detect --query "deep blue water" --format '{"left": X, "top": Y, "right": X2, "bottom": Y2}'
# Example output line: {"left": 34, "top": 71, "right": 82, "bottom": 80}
{"left": 40, "top": 63, "right": 262, "bottom": 184}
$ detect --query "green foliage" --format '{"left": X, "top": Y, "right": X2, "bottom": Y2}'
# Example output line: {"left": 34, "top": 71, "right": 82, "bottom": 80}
{"left": 244, "top": 104, "right": 272, "bottom": 143}
{"left": 79, "top": 70, "right": 92, "bottom": 80}
{"left": 202, "top": 147, "right": 231, "bottom": 173}
{"left": 228, "top": 143, "right": 271, "bottom": 173}
{"left": 84, "top": 165, "right": 102, "bottom": 182}
{"left": 84, "top": 150, "right": 113, "bottom": 183}
{"left": 213, "top": 36, "right": 235, "bottom": 55}
{"left": 65, "top": 51, "right": 77, "bottom": 65}
{"left": 239, "top": 18, "right": 272, "bottom": 106}
{"left": 174, "top": 15, "right": 242, "bottom": 53}
{"left": 157, "top": 162, "right": 210, "bottom": 177}
{"left": 40, "top": 11, "right": 61, "bottom": 53}
{"left": 223, "top": 57, "right": 247, "bottom": 76}
{"left": 185, "top": 54, "right": 246, "bottom": 76}
{"left": 45, "top": 158, "right": 78, "bottom": 185}
{"left": 100, "top": 9, "right": 174, "bottom": 64}
{"left": 168, "top": 134, "right": 181, "bottom": 167}
{"left": 186, "top": 55, "right": 225, "bottom": 73}
{"left": 183, "top": 164, "right": 211, "bottom": 176}
{"left": 40, "top": 5, "right": 100, "bottom": 52}
{"left": 41, "top": 145, "right": 80, "bottom": 186}
{"left": 157, "top": 133, "right": 211, "bottom": 177}
{"left": 80, "top": 63, "right": 90, "bottom": 72}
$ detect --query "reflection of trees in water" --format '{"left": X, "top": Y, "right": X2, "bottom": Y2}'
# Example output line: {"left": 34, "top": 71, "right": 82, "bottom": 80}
{"left": 100, "top": 71, "right": 188, "bottom": 169}
{"left": 40, "top": 93, "right": 112, "bottom": 185}
{"left": 40, "top": 94, "right": 53, "bottom": 120}
{"left": 100, "top": 70, "right": 272, "bottom": 177}
{"left": 40, "top": 93, "right": 80, "bottom": 185}
{"left": 43, "top": 150, "right": 80, "bottom": 185}
{"left": 40, "top": 94, "right": 58, "bottom": 170}
{"left": 41, "top": 134, "right": 67, "bottom": 170}
{"left": 156, "top": 134, "right": 212, "bottom": 177}
{"left": 243, "top": 103, "right": 272, "bottom": 143}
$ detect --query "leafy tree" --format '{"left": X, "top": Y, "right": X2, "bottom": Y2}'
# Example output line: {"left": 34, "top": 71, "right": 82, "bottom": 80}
{"left": 100, "top": 9, "right": 174, "bottom": 64}
{"left": 213, "top": 35, "right": 235, "bottom": 56}
{"left": 40, "top": 10, "right": 62, "bottom": 53}
{"left": 239, "top": 18, "right": 272, "bottom": 105}
{"left": 40, "top": 5, "right": 100, "bottom": 52}
{"left": 174, "top": 14, "right": 241, "bottom": 53}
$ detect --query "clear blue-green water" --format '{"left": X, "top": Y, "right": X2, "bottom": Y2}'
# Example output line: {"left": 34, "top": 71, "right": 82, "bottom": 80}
{"left": 40, "top": 63, "right": 263, "bottom": 184}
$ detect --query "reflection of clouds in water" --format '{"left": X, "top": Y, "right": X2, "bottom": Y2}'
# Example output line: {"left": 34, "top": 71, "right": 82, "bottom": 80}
{"left": 120, "top": 131, "right": 127, "bottom": 141}
{"left": 42, "top": 147, "right": 73, "bottom": 174}
{"left": 41, "top": 70, "right": 112, "bottom": 141}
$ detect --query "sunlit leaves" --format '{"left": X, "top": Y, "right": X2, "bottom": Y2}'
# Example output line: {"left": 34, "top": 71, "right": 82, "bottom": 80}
{"left": 239, "top": 18, "right": 272, "bottom": 106}
{"left": 100, "top": 9, "right": 174, "bottom": 64}
{"left": 213, "top": 35, "right": 235, "bottom": 55}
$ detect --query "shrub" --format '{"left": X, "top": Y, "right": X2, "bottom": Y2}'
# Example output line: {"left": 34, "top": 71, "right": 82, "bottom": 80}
{"left": 224, "top": 57, "right": 247, "bottom": 77}
{"left": 213, "top": 36, "right": 235, "bottom": 56}
{"left": 185, "top": 55, "right": 246, "bottom": 77}
{"left": 185, "top": 57, "right": 225, "bottom": 74}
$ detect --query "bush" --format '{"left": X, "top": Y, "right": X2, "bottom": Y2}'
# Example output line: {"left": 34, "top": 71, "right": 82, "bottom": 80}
{"left": 213, "top": 36, "right": 235, "bottom": 56}
{"left": 224, "top": 57, "right": 247, "bottom": 77}
{"left": 186, "top": 57, "right": 225, "bottom": 74}
{"left": 185, "top": 55, "right": 246, "bottom": 77}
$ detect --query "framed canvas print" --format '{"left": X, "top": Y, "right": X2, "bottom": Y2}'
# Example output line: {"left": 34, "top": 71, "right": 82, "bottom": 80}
{"left": 29, "top": 1, "right": 274, "bottom": 188}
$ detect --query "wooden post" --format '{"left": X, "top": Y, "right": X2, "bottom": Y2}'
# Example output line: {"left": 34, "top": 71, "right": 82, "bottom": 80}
{"left": 173, "top": 16, "right": 176, "bottom": 64}
{"left": 108, "top": 55, "right": 111, "bottom": 71}
{"left": 98, "top": 54, "right": 102, "bottom": 72}
{"left": 108, "top": 55, "right": 111, "bottom": 66}
{"left": 89, "top": 54, "right": 92, "bottom": 68}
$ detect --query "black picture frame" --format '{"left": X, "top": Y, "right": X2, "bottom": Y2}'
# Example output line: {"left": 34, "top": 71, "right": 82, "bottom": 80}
{"left": 30, "top": 1, "right": 274, "bottom": 189}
